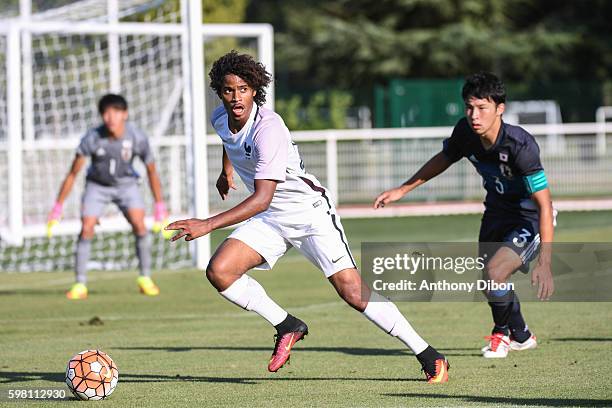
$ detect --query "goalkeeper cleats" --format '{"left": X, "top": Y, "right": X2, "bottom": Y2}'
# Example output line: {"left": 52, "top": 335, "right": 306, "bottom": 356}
{"left": 66, "top": 283, "right": 88, "bottom": 300}
{"left": 137, "top": 276, "right": 160, "bottom": 296}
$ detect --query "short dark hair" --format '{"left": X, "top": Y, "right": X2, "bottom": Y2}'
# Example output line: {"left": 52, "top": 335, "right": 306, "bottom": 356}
{"left": 98, "top": 94, "right": 128, "bottom": 114}
{"left": 209, "top": 51, "right": 272, "bottom": 106}
{"left": 462, "top": 72, "right": 506, "bottom": 105}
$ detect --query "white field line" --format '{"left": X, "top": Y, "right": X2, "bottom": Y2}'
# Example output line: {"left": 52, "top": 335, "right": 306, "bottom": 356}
{"left": 337, "top": 198, "right": 612, "bottom": 218}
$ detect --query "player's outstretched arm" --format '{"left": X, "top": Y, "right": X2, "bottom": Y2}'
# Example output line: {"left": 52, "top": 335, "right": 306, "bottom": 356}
{"left": 216, "top": 146, "right": 237, "bottom": 200}
{"left": 47, "top": 154, "right": 87, "bottom": 237}
{"left": 530, "top": 187, "right": 554, "bottom": 300}
{"left": 145, "top": 162, "right": 164, "bottom": 204}
{"left": 166, "top": 179, "right": 277, "bottom": 242}
{"left": 374, "top": 151, "right": 452, "bottom": 208}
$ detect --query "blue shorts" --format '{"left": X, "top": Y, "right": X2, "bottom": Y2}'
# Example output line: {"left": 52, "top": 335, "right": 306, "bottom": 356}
{"left": 81, "top": 181, "right": 145, "bottom": 218}
{"left": 479, "top": 214, "right": 540, "bottom": 273}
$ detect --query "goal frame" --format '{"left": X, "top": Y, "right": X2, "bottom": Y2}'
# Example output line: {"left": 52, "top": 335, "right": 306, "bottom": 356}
{"left": 0, "top": 0, "right": 273, "bottom": 272}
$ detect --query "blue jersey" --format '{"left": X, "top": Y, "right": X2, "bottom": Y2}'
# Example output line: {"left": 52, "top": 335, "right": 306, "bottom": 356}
{"left": 442, "top": 118, "right": 546, "bottom": 221}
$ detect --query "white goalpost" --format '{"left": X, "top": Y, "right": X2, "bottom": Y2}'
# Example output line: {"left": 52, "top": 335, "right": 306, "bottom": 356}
{"left": 0, "top": 0, "right": 274, "bottom": 272}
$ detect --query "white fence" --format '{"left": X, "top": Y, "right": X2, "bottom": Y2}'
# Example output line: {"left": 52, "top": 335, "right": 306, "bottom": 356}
{"left": 222, "top": 124, "right": 612, "bottom": 211}
{"left": 1, "top": 122, "right": 611, "bottom": 272}
{"left": 5, "top": 122, "right": 610, "bottom": 233}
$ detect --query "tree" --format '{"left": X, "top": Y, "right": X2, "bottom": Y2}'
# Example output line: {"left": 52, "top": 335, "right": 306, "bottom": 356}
{"left": 247, "top": 0, "right": 612, "bottom": 88}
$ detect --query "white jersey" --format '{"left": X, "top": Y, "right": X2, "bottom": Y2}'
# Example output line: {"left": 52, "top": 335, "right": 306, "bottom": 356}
{"left": 211, "top": 105, "right": 328, "bottom": 214}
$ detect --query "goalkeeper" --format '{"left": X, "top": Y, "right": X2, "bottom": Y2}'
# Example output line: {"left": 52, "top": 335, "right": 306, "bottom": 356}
{"left": 47, "top": 94, "right": 168, "bottom": 299}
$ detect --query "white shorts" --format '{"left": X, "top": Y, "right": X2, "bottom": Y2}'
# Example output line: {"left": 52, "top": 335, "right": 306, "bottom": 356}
{"left": 228, "top": 199, "right": 356, "bottom": 278}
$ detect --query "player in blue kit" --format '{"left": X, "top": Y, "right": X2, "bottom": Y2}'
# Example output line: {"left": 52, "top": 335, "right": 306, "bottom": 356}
{"left": 48, "top": 94, "right": 168, "bottom": 299}
{"left": 374, "top": 72, "right": 554, "bottom": 358}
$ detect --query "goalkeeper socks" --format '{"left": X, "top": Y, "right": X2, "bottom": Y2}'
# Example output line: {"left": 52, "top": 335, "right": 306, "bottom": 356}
{"left": 362, "top": 291, "right": 429, "bottom": 355}
{"left": 220, "top": 275, "right": 288, "bottom": 326}
{"left": 135, "top": 234, "right": 152, "bottom": 277}
{"left": 488, "top": 288, "right": 515, "bottom": 334}
{"left": 508, "top": 296, "right": 532, "bottom": 342}
{"left": 75, "top": 237, "right": 91, "bottom": 284}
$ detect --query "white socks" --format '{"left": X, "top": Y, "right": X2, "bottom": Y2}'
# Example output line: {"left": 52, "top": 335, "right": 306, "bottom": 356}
{"left": 220, "top": 275, "right": 288, "bottom": 326}
{"left": 221, "top": 276, "right": 429, "bottom": 354}
{"left": 362, "top": 291, "right": 429, "bottom": 355}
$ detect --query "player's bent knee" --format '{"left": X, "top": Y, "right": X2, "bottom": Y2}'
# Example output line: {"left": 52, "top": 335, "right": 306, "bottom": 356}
{"left": 206, "top": 259, "right": 241, "bottom": 290}
{"left": 485, "top": 267, "right": 508, "bottom": 284}
{"left": 80, "top": 231, "right": 95, "bottom": 240}
{"left": 131, "top": 225, "right": 147, "bottom": 236}
{"left": 329, "top": 268, "right": 367, "bottom": 311}
{"left": 205, "top": 263, "right": 221, "bottom": 285}
{"left": 79, "top": 227, "right": 95, "bottom": 240}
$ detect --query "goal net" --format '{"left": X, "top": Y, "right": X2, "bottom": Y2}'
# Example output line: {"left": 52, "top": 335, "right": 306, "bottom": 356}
{"left": 0, "top": 0, "right": 273, "bottom": 273}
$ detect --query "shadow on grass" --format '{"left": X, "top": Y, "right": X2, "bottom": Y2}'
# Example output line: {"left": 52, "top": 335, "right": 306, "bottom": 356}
{"left": 0, "top": 371, "right": 424, "bottom": 385}
{"left": 550, "top": 337, "right": 612, "bottom": 342}
{"left": 0, "top": 371, "right": 65, "bottom": 383}
{"left": 0, "top": 289, "right": 66, "bottom": 296}
{"left": 384, "top": 392, "right": 612, "bottom": 407}
{"left": 115, "top": 345, "right": 480, "bottom": 357}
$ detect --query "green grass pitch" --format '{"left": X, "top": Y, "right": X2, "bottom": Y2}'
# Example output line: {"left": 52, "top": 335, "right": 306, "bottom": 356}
{"left": 1, "top": 211, "right": 611, "bottom": 407}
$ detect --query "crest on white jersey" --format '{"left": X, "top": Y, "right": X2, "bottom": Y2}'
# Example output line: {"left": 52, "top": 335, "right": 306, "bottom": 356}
{"left": 243, "top": 142, "right": 252, "bottom": 159}
{"left": 121, "top": 140, "right": 133, "bottom": 161}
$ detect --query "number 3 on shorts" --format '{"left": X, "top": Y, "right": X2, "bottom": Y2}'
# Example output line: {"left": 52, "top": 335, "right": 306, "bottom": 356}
{"left": 512, "top": 228, "right": 531, "bottom": 248}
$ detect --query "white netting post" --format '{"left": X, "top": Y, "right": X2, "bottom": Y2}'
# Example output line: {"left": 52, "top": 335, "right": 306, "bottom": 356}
{"left": 188, "top": 0, "right": 210, "bottom": 270}
{"left": 595, "top": 106, "right": 611, "bottom": 156}
{"left": 326, "top": 132, "right": 339, "bottom": 204}
{"left": 107, "top": 0, "right": 121, "bottom": 93}
{"left": 179, "top": 0, "right": 192, "bottom": 221}
{"left": 259, "top": 24, "right": 274, "bottom": 111}
{"left": 20, "top": 0, "right": 35, "bottom": 142}
{"left": 0, "top": 32, "right": 8, "bottom": 237}
{"left": 7, "top": 23, "right": 24, "bottom": 246}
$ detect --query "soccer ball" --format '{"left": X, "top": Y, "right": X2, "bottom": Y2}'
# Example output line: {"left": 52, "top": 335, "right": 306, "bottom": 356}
{"left": 65, "top": 350, "right": 119, "bottom": 400}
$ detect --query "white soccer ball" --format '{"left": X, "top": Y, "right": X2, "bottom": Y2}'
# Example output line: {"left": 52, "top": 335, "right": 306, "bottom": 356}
{"left": 65, "top": 350, "right": 119, "bottom": 400}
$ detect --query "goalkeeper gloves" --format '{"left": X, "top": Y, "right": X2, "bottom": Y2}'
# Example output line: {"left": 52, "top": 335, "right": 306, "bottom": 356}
{"left": 152, "top": 201, "right": 173, "bottom": 239}
{"left": 47, "top": 202, "right": 63, "bottom": 238}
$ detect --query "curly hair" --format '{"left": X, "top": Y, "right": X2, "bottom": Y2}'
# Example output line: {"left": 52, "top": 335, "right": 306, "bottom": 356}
{"left": 462, "top": 72, "right": 506, "bottom": 105}
{"left": 209, "top": 51, "right": 272, "bottom": 106}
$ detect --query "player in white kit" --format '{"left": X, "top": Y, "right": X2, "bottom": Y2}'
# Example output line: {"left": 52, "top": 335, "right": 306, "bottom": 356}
{"left": 166, "top": 51, "right": 448, "bottom": 382}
